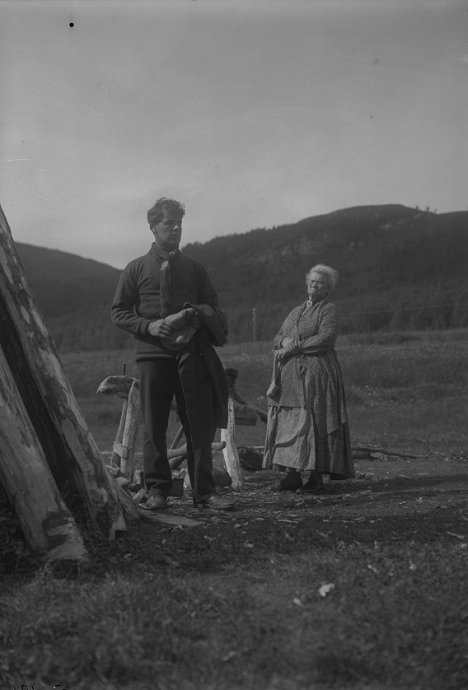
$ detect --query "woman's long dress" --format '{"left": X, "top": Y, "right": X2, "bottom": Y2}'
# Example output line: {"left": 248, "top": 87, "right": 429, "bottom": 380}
{"left": 263, "top": 299, "right": 354, "bottom": 479}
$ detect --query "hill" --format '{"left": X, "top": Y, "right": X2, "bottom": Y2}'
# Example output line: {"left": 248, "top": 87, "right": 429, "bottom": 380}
{"left": 15, "top": 244, "right": 126, "bottom": 351}
{"left": 16, "top": 244, "right": 120, "bottom": 318}
{"left": 183, "top": 205, "right": 468, "bottom": 340}
{"left": 14, "top": 204, "right": 468, "bottom": 350}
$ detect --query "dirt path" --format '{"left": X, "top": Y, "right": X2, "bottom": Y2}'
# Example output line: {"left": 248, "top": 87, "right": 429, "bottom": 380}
{"left": 134, "top": 453, "right": 468, "bottom": 557}
{"left": 1, "top": 452, "right": 467, "bottom": 577}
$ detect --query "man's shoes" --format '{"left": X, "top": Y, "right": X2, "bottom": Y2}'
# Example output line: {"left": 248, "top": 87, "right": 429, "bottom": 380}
{"left": 276, "top": 470, "right": 302, "bottom": 492}
{"left": 195, "top": 493, "right": 235, "bottom": 511}
{"left": 144, "top": 489, "right": 168, "bottom": 510}
{"left": 296, "top": 481, "right": 325, "bottom": 495}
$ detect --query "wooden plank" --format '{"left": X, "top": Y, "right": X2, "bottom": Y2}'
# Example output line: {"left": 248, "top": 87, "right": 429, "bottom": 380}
{"left": 221, "top": 398, "right": 243, "bottom": 490}
{"left": 137, "top": 508, "right": 202, "bottom": 527}
{"left": 118, "top": 379, "right": 140, "bottom": 477}
{"left": 97, "top": 375, "right": 142, "bottom": 477}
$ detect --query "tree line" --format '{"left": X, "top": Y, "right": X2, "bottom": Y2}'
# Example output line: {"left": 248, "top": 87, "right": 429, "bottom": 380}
{"left": 47, "top": 284, "right": 468, "bottom": 353}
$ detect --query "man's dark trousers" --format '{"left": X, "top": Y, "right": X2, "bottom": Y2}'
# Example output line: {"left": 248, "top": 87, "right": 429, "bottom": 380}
{"left": 138, "top": 358, "right": 216, "bottom": 499}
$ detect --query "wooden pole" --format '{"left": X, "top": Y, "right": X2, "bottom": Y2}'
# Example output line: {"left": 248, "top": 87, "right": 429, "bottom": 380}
{"left": 169, "top": 423, "right": 185, "bottom": 450}
{"left": 0, "top": 348, "right": 88, "bottom": 562}
{"left": 252, "top": 307, "right": 257, "bottom": 343}
{"left": 96, "top": 375, "right": 142, "bottom": 479}
{"left": 221, "top": 398, "right": 243, "bottom": 490}
{"left": 118, "top": 379, "right": 140, "bottom": 478}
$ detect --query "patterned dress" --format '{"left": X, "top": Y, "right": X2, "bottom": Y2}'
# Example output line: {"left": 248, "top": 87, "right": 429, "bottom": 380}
{"left": 263, "top": 299, "right": 354, "bottom": 479}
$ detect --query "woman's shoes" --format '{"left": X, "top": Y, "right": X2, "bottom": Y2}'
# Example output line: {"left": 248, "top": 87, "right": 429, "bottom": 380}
{"left": 276, "top": 470, "right": 326, "bottom": 494}
{"left": 296, "top": 480, "right": 325, "bottom": 495}
{"left": 276, "top": 470, "right": 303, "bottom": 491}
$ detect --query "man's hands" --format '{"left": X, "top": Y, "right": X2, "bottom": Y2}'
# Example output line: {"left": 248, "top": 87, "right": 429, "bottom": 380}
{"left": 191, "top": 311, "right": 203, "bottom": 330}
{"left": 147, "top": 310, "right": 203, "bottom": 338}
{"left": 147, "top": 319, "right": 174, "bottom": 338}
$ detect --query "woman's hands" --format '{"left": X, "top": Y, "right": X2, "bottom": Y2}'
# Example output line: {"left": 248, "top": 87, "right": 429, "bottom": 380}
{"left": 275, "top": 348, "right": 290, "bottom": 363}
{"left": 276, "top": 340, "right": 300, "bottom": 363}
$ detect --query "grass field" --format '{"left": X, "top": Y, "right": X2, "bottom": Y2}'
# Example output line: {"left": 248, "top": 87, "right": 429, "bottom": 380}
{"left": 0, "top": 329, "right": 467, "bottom": 690}
{"left": 64, "top": 328, "right": 467, "bottom": 456}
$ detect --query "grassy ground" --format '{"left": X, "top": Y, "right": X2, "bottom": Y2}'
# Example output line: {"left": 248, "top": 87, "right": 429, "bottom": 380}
{"left": 62, "top": 328, "right": 468, "bottom": 455}
{"left": 1, "top": 329, "right": 467, "bottom": 690}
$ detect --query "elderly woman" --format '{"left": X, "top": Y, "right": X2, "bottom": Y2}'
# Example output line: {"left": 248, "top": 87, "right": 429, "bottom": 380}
{"left": 263, "top": 264, "right": 354, "bottom": 493}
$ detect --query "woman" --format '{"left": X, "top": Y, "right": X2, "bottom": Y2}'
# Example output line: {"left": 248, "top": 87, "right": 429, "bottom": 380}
{"left": 263, "top": 264, "right": 354, "bottom": 493}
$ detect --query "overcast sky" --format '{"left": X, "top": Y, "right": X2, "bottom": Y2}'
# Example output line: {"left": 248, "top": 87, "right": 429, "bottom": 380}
{"left": 1, "top": 0, "right": 467, "bottom": 268}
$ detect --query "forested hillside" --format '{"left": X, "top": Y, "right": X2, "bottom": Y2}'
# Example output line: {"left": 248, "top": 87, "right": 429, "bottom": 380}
{"left": 15, "top": 204, "right": 468, "bottom": 351}
{"left": 183, "top": 205, "right": 468, "bottom": 341}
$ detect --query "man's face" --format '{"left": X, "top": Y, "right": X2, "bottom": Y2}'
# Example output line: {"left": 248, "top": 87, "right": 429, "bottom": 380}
{"left": 152, "top": 210, "right": 183, "bottom": 251}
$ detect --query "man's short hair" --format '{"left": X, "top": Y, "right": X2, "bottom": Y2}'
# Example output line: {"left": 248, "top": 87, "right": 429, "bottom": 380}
{"left": 147, "top": 198, "right": 185, "bottom": 227}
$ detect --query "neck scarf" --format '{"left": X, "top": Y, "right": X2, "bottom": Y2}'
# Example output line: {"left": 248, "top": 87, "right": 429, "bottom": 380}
{"left": 150, "top": 243, "right": 180, "bottom": 317}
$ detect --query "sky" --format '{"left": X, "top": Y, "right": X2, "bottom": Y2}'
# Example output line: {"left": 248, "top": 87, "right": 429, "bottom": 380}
{"left": 1, "top": 0, "right": 467, "bottom": 269}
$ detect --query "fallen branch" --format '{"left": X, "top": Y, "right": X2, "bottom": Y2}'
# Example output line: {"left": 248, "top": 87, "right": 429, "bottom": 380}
{"left": 248, "top": 444, "right": 426, "bottom": 461}
{"left": 351, "top": 445, "right": 428, "bottom": 460}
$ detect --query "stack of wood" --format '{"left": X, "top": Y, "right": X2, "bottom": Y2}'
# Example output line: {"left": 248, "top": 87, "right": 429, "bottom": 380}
{"left": 0, "top": 203, "right": 132, "bottom": 565}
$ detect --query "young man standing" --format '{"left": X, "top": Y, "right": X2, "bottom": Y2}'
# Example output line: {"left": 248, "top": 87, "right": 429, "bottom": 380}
{"left": 111, "top": 197, "right": 234, "bottom": 510}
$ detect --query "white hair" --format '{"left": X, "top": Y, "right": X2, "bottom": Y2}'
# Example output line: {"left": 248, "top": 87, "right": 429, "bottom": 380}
{"left": 306, "top": 264, "right": 339, "bottom": 291}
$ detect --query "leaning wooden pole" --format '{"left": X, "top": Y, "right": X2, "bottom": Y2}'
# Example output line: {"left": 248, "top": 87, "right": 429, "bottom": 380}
{"left": 96, "top": 375, "right": 141, "bottom": 479}
{"left": 0, "top": 349, "right": 88, "bottom": 562}
{"left": 0, "top": 203, "right": 126, "bottom": 540}
{"left": 221, "top": 398, "right": 243, "bottom": 490}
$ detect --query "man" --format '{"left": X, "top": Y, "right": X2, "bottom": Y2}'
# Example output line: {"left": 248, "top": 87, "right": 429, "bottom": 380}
{"left": 111, "top": 197, "right": 234, "bottom": 510}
